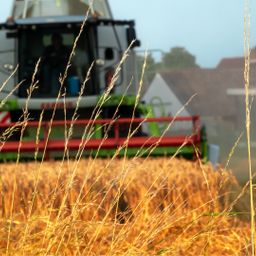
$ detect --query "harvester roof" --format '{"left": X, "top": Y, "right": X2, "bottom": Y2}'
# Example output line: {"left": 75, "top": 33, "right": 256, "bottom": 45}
{"left": 0, "top": 15, "right": 135, "bottom": 30}
{"left": 11, "top": 0, "right": 112, "bottom": 19}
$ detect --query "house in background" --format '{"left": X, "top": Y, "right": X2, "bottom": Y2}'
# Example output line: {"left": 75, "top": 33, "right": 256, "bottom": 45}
{"left": 216, "top": 48, "right": 256, "bottom": 69}
{"left": 142, "top": 61, "right": 256, "bottom": 164}
{"left": 143, "top": 68, "right": 246, "bottom": 126}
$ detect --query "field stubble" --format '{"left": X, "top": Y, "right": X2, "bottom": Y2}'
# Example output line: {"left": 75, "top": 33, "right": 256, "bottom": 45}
{"left": 0, "top": 157, "right": 252, "bottom": 255}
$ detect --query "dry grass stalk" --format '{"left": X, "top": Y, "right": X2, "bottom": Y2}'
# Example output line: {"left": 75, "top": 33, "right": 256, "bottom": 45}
{"left": 244, "top": 0, "right": 255, "bottom": 254}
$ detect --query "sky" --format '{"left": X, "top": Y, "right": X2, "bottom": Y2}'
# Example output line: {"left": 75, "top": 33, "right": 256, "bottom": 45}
{"left": 1, "top": 1, "right": 256, "bottom": 68}
{"left": 108, "top": 0, "right": 256, "bottom": 68}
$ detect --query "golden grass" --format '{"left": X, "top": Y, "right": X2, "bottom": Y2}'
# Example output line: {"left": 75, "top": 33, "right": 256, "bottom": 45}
{"left": 0, "top": 2, "right": 253, "bottom": 255}
{"left": 0, "top": 157, "right": 252, "bottom": 255}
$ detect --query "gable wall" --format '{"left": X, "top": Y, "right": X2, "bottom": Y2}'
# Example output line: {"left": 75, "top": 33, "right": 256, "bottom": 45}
{"left": 142, "top": 74, "right": 190, "bottom": 117}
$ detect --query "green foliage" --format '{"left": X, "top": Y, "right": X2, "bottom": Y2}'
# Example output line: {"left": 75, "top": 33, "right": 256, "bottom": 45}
{"left": 162, "top": 47, "right": 199, "bottom": 69}
{"left": 135, "top": 47, "right": 199, "bottom": 84}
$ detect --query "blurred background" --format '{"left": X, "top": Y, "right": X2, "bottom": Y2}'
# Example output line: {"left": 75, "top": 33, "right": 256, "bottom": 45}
{"left": 108, "top": 0, "right": 256, "bottom": 184}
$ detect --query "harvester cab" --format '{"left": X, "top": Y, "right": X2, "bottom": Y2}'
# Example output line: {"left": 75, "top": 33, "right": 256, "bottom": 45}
{"left": 0, "top": 0, "right": 208, "bottom": 161}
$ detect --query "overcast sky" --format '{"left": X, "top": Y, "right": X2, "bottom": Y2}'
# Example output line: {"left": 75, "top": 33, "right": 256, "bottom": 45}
{"left": 109, "top": 0, "right": 256, "bottom": 68}
{"left": 1, "top": 1, "right": 256, "bottom": 68}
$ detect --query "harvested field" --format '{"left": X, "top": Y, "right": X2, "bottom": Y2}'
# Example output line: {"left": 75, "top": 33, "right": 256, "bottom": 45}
{"left": 0, "top": 158, "right": 252, "bottom": 255}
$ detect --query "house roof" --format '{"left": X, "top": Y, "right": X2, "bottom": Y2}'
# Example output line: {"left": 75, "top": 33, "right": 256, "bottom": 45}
{"left": 217, "top": 58, "right": 244, "bottom": 69}
{"left": 158, "top": 67, "right": 256, "bottom": 117}
{"left": 217, "top": 48, "right": 256, "bottom": 69}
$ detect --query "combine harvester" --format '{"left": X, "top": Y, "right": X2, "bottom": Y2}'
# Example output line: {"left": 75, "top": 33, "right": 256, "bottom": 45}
{"left": 0, "top": 0, "right": 208, "bottom": 161}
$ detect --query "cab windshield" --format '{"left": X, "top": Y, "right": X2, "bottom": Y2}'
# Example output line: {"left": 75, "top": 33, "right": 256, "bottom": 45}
{"left": 18, "top": 26, "right": 98, "bottom": 98}
{"left": 13, "top": 0, "right": 112, "bottom": 19}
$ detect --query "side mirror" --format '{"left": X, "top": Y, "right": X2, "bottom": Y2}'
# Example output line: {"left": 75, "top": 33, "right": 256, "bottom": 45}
{"left": 105, "top": 48, "right": 114, "bottom": 60}
{"left": 126, "top": 26, "right": 141, "bottom": 48}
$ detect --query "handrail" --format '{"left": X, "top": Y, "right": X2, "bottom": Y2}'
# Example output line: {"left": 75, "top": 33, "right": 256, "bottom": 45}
{"left": 0, "top": 115, "right": 200, "bottom": 127}
{"left": 0, "top": 115, "right": 202, "bottom": 156}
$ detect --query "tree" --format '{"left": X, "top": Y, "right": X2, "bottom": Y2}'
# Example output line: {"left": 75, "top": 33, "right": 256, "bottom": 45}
{"left": 136, "top": 53, "right": 156, "bottom": 84}
{"left": 162, "top": 47, "right": 199, "bottom": 69}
